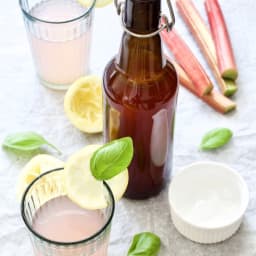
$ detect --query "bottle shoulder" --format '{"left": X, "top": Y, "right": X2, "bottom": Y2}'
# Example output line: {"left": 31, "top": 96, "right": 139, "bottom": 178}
{"left": 103, "top": 57, "right": 178, "bottom": 106}
{"left": 103, "top": 57, "right": 178, "bottom": 84}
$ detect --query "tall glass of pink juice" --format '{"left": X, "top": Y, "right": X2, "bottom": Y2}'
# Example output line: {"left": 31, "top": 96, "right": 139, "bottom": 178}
{"left": 21, "top": 168, "right": 115, "bottom": 256}
{"left": 19, "top": 0, "right": 95, "bottom": 90}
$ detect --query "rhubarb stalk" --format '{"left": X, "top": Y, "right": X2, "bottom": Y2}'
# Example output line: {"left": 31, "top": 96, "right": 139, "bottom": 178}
{"left": 176, "top": 0, "right": 237, "bottom": 96}
{"left": 174, "top": 62, "right": 236, "bottom": 114}
{"left": 161, "top": 28, "right": 213, "bottom": 97}
{"left": 205, "top": 0, "right": 238, "bottom": 80}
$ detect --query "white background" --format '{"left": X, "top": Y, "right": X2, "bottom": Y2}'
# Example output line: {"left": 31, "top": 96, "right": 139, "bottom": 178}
{"left": 0, "top": 0, "right": 256, "bottom": 255}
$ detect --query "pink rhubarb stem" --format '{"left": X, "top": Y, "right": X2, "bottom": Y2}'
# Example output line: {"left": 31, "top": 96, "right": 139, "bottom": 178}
{"left": 205, "top": 0, "right": 238, "bottom": 80}
{"left": 174, "top": 62, "right": 236, "bottom": 114}
{"left": 176, "top": 0, "right": 237, "bottom": 96}
{"left": 161, "top": 28, "right": 213, "bottom": 97}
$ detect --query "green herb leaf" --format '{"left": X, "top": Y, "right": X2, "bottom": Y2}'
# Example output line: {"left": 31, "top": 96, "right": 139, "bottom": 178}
{"left": 200, "top": 128, "right": 233, "bottom": 150}
{"left": 2, "top": 132, "right": 61, "bottom": 154}
{"left": 127, "top": 232, "right": 161, "bottom": 256}
{"left": 90, "top": 137, "right": 133, "bottom": 180}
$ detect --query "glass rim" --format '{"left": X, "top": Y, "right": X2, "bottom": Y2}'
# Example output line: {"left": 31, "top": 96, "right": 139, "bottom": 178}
{"left": 21, "top": 167, "right": 115, "bottom": 246}
{"left": 19, "top": 0, "right": 96, "bottom": 24}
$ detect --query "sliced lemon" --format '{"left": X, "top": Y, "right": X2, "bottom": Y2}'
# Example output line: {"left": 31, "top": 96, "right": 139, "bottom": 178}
{"left": 78, "top": 0, "right": 113, "bottom": 8}
{"left": 16, "top": 154, "right": 64, "bottom": 200}
{"left": 64, "top": 76, "right": 103, "bottom": 134}
{"left": 65, "top": 144, "right": 128, "bottom": 209}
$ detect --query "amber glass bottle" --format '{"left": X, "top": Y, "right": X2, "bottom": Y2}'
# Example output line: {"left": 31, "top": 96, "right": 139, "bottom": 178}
{"left": 103, "top": 0, "right": 178, "bottom": 199}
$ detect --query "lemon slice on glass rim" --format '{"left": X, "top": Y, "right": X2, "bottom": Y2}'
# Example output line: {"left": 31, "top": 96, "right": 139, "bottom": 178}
{"left": 64, "top": 144, "right": 129, "bottom": 210}
{"left": 16, "top": 154, "right": 64, "bottom": 200}
{"left": 78, "top": 0, "right": 113, "bottom": 8}
{"left": 64, "top": 76, "right": 103, "bottom": 134}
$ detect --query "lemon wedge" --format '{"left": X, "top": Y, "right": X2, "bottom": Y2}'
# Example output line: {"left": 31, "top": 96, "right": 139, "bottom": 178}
{"left": 65, "top": 144, "right": 129, "bottom": 209}
{"left": 17, "top": 154, "right": 64, "bottom": 200}
{"left": 78, "top": 0, "right": 113, "bottom": 8}
{"left": 64, "top": 76, "right": 103, "bottom": 134}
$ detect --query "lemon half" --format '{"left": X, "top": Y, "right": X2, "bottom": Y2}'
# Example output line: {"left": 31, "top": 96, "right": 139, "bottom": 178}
{"left": 16, "top": 154, "right": 64, "bottom": 200}
{"left": 65, "top": 144, "right": 129, "bottom": 209}
{"left": 78, "top": 0, "right": 113, "bottom": 8}
{"left": 64, "top": 76, "right": 103, "bottom": 134}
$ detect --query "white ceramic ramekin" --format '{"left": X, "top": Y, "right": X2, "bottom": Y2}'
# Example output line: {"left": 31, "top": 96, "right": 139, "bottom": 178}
{"left": 168, "top": 161, "right": 249, "bottom": 244}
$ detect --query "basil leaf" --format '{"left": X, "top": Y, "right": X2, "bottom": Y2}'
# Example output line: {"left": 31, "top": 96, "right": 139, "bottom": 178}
{"left": 127, "top": 232, "right": 161, "bottom": 256}
{"left": 2, "top": 132, "right": 61, "bottom": 154}
{"left": 90, "top": 137, "right": 133, "bottom": 180}
{"left": 200, "top": 128, "right": 233, "bottom": 150}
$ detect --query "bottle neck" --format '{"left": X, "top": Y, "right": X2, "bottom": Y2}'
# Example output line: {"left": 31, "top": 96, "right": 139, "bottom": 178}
{"left": 116, "top": 0, "right": 165, "bottom": 79}
{"left": 124, "top": 0, "right": 161, "bottom": 34}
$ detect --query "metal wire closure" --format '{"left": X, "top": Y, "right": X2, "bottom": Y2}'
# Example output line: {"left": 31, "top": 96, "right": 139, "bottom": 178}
{"left": 114, "top": 0, "right": 175, "bottom": 38}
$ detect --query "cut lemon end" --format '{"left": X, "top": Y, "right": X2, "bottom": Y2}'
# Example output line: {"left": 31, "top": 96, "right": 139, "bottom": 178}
{"left": 64, "top": 76, "right": 103, "bottom": 134}
{"left": 16, "top": 154, "right": 64, "bottom": 201}
{"left": 64, "top": 144, "right": 129, "bottom": 210}
{"left": 106, "top": 169, "right": 129, "bottom": 201}
{"left": 78, "top": 0, "right": 113, "bottom": 8}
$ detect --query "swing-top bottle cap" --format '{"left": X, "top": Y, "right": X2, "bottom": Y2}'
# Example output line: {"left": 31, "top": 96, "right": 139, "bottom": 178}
{"left": 114, "top": 0, "right": 175, "bottom": 38}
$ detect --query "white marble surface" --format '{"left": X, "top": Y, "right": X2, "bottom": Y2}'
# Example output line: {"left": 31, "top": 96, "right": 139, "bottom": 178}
{"left": 1, "top": 0, "right": 256, "bottom": 255}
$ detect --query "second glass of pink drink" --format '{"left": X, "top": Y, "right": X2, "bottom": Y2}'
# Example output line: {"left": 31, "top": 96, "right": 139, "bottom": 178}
{"left": 21, "top": 168, "right": 114, "bottom": 256}
{"left": 19, "top": 0, "right": 95, "bottom": 90}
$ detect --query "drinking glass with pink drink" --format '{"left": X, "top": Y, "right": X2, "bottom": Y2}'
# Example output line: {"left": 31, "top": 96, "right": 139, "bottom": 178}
{"left": 21, "top": 168, "right": 114, "bottom": 256}
{"left": 19, "top": 0, "right": 95, "bottom": 90}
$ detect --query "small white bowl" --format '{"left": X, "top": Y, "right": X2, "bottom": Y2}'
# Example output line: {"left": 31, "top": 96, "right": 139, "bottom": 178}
{"left": 168, "top": 161, "right": 249, "bottom": 244}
